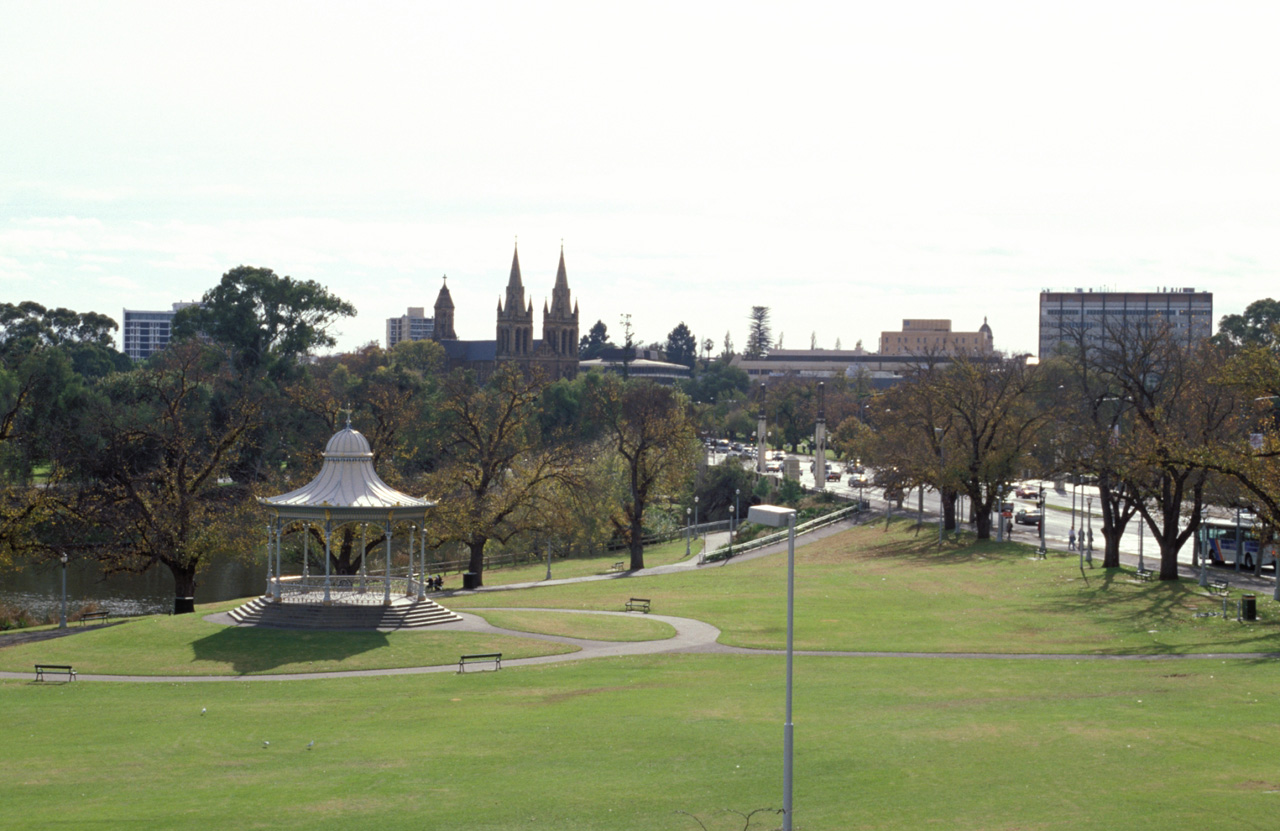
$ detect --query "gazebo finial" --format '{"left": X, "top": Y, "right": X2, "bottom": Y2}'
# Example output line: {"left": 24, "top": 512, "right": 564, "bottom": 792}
{"left": 340, "top": 405, "right": 353, "bottom": 429}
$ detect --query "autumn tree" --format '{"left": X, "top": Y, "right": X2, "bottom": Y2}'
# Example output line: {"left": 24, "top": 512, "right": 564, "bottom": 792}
{"left": 54, "top": 342, "right": 260, "bottom": 612}
{"left": 590, "top": 376, "right": 699, "bottom": 569}
{"left": 424, "top": 365, "right": 578, "bottom": 587}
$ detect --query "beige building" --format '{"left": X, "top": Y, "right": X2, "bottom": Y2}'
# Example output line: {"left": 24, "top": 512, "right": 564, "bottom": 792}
{"left": 879, "top": 318, "right": 993, "bottom": 356}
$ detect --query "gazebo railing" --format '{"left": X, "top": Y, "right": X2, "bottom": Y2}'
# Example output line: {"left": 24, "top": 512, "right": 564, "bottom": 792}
{"left": 276, "top": 574, "right": 426, "bottom": 605}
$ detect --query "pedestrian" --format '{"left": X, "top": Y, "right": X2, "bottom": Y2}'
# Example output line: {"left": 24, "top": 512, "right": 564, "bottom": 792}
{"left": 1087, "top": 529, "right": 1094, "bottom": 551}
{"left": 1006, "top": 518, "right": 1014, "bottom": 537}
{"left": 1068, "top": 527, "right": 1076, "bottom": 550}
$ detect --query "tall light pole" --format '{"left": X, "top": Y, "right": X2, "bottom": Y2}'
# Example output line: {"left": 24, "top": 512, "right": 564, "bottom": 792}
{"left": 59, "top": 552, "right": 68, "bottom": 629}
{"left": 1085, "top": 496, "right": 1093, "bottom": 565}
{"left": 1037, "top": 487, "right": 1047, "bottom": 559}
{"left": 685, "top": 507, "right": 692, "bottom": 558}
{"left": 996, "top": 487, "right": 1004, "bottom": 543}
{"left": 935, "top": 427, "right": 944, "bottom": 543}
{"left": 735, "top": 488, "right": 741, "bottom": 531}
{"left": 728, "top": 505, "right": 735, "bottom": 557}
{"left": 747, "top": 504, "right": 799, "bottom": 831}
{"left": 694, "top": 495, "right": 700, "bottom": 556}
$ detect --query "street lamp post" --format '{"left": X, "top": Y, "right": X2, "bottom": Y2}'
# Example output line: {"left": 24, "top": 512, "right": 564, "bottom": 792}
{"left": 1085, "top": 496, "right": 1093, "bottom": 566}
{"left": 729, "top": 505, "right": 735, "bottom": 557}
{"left": 685, "top": 507, "right": 692, "bottom": 558}
{"left": 1037, "top": 487, "right": 1047, "bottom": 559}
{"left": 996, "top": 487, "right": 1004, "bottom": 543}
{"left": 747, "top": 504, "right": 799, "bottom": 831}
{"left": 935, "top": 427, "right": 944, "bottom": 543}
{"left": 59, "top": 552, "right": 68, "bottom": 629}
{"left": 694, "top": 495, "right": 700, "bottom": 556}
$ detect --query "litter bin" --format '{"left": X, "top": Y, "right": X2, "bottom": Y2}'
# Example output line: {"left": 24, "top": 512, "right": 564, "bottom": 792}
{"left": 174, "top": 597, "right": 195, "bottom": 615}
{"left": 462, "top": 572, "right": 480, "bottom": 590}
{"left": 1243, "top": 594, "right": 1257, "bottom": 621}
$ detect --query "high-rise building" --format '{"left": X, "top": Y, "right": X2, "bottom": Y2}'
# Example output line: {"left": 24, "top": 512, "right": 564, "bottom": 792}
{"left": 1038, "top": 288, "right": 1213, "bottom": 358}
{"left": 121, "top": 302, "right": 196, "bottom": 361}
{"left": 385, "top": 307, "right": 435, "bottom": 349}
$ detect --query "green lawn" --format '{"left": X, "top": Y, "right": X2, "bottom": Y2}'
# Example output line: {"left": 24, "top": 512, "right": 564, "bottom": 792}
{"left": 460, "top": 538, "right": 699, "bottom": 587}
{"left": 6, "top": 519, "right": 1280, "bottom": 829}
{"left": 4, "top": 655, "right": 1280, "bottom": 830}
{"left": 0, "top": 599, "right": 575, "bottom": 676}
{"left": 448, "top": 520, "right": 1280, "bottom": 655}
{"left": 468, "top": 609, "right": 677, "bottom": 641}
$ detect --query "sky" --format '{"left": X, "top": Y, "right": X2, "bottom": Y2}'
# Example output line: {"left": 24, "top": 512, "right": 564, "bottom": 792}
{"left": 3, "top": 1, "right": 1279, "bottom": 358}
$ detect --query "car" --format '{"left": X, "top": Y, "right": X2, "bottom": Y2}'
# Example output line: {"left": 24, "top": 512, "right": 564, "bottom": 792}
{"left": 850, "top": 473, "right": 871, "bottom": 486}
{"left": 1015, "top": 509, "right": 1043, "bottom": 525}
{"left": 1015, "top": 486, "right": 1039, "bottom": 499}
{"left": 826, "top": 467, "right": 842, "bottom": 482}
{"left": 766, "top": 460, "right": 782, "bottom": 473}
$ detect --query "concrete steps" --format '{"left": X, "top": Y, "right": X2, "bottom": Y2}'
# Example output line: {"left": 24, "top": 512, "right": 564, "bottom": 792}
{"left": 227, "top": 597, "right": 461, "bottom": 630}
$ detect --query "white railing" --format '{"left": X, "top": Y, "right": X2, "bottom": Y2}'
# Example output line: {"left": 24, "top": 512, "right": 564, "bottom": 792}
{"left": 276, "top": 574, "right": 425, "bottom": 605}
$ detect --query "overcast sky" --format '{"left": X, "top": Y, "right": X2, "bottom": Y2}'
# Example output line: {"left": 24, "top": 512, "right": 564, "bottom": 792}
{"left": 3, "top": 1, "right": 1278, "bottom": 358}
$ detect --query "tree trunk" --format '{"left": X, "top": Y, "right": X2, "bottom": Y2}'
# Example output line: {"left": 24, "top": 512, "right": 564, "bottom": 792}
{"left": 942, "top": 490, "right": 957, "bottom": 532}
{"left": 170, "top": 562, "right": 198, "bottom": 614}
{"left": 1097, "top": 480, "right": 1133, "bottom": 569}
{"left": 628, "top": 501, "right": 646, "bottom": 571}
{"left": 467, "top": 538, "right": 487, "bottom": 587}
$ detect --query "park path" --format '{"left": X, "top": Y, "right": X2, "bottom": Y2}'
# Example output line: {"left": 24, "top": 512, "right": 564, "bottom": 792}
{"left": 4, "top": 512, "right": 1279, "bottom": 683}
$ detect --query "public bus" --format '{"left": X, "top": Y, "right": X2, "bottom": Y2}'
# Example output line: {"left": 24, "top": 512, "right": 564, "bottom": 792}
{"left": 1200, "top": 515, "right": 1275, "bottom": 571}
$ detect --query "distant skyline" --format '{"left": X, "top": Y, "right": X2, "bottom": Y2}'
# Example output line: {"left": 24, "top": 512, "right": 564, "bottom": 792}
{"left": 4, "top": 1, "right": 1278, "bottom": 358}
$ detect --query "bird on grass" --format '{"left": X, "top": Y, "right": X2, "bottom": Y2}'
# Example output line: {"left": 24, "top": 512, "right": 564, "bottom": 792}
{"left": 201, "top": 708, "right": 206, "bottom": 716}
{"left": 307, "top": 741, "right": 314, "bottom": 750}
{"left": 263, "top": 740, "right": 270, "bottom": 748}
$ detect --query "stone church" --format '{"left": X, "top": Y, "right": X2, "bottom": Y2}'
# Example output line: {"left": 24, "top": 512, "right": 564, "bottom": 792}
{"left": 431, "top": 244, "right": 580, "bottom": 381}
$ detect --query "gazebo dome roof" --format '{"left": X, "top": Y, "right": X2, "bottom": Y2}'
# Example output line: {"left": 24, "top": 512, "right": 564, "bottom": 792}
{"left": 324, "top": 426, "right": 373, "bottom": 458}
{"left": 259, "top": 423, "right": 434, "bottom": 522}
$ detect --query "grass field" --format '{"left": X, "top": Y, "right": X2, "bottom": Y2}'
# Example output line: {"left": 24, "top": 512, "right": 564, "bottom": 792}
{"left": 4, "top": 520, "right": 1280, "bottom": 830}
{"left": 449, "top": 521, "right": 1280, "bottom": 655}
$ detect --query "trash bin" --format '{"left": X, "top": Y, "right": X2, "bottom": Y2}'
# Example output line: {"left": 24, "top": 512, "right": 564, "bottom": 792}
{"left": 1242, "top": 594, "right": 1257, "bottom": 621}
{"left": 462, "top": 572, "right": 480, "bottom": 590}
{"left": 174, "top": 597, "right": 195, "bottom": 615}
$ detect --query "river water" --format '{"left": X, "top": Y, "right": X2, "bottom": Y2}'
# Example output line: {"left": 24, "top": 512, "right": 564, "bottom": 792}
{"left": 0, "top": 552, "right": 265, "bottom": 618}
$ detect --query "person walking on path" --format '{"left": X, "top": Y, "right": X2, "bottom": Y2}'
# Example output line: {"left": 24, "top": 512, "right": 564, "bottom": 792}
{"left": 1068, "top": 527, "right": 1076, "bottom": 551}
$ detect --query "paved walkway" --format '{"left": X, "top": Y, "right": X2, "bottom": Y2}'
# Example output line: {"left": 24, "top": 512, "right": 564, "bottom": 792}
{"left": 4, "top": 511, "right": 1278, "bottom": 683}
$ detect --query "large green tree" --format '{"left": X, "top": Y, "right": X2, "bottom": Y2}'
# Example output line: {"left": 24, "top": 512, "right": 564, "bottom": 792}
{"left": 590, "top": 376, "right": 699, "bottom": 569}
{"left": 172, "top": 265, "right": 356, "bottom": 379}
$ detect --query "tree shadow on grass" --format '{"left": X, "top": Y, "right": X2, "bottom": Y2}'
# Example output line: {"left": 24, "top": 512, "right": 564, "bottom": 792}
{"left": 1023, "top": 568, "right": 1280, "bottom": 655}
{"left": 190, "top": 627, "right": 390, "bottom": 674}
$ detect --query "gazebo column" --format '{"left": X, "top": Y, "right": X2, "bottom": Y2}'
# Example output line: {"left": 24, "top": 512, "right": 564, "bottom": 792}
{"left": 418, "top": 523, "right": 427, "bottom": 601}
{"left": 323, "top": 515, "right": 333, "bottom": 605}
{"left": 264, "top": 523, "right": 274, "bottom": 598}
{"left": 302, "top": 525, "right": 309, "bottom": 578}
{"left": 407, "top": 525, "right": 417, "bottom": 597}
{"left": 383, "top": 519, "right": 393, "bottom": 606}
{"left": 359, "top": 523, "right": 367, "bottom": 594}
{"left": 273, "top": 517, "right": 284, "bottom": 603}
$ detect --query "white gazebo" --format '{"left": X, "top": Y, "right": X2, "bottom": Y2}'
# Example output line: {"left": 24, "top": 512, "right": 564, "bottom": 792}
{"left": 258, "top": 420, "right": 436, "bottom": 606}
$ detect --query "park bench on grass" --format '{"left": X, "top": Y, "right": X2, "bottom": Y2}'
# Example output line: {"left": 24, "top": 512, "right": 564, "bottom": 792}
{"left": 458, "top": 653, "right": 501, "bottom": 673}
{"left": 34, "top": 665, "right": 76, "bottom": 682}
{"left": 79, "top": 611, "right": 109, "bottom": 626}
{"left": 1135, "top": 567, "right": 1154, "bottom": 582}
{"left": 625, "top": 597, "right": 650, "bottom": 613}
{"left": 1209, "top": 577, "right": 1230, "bottom": 595}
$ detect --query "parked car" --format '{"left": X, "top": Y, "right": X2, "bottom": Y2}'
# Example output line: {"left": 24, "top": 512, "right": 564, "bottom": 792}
{"left": 1015, "top": 509, "right": 1043, "bottom": 525}
{"left": 1015, "top": 486, "right": 1039, "bottom": 499}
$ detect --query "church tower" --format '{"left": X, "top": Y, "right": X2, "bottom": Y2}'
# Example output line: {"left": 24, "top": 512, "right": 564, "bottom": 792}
{"left": 432, "top": 275, "right": 456, "bottom": 341}
{"left": 541, "top": 245, "right": 580, "bottom": 373}
{"left": 496, "top": 243, "right": 534, "bottom": 359}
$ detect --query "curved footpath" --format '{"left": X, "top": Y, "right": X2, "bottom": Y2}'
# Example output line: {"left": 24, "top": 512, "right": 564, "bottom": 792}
{"left": 4, "top": 514, "right": 1279, "bottom": 683}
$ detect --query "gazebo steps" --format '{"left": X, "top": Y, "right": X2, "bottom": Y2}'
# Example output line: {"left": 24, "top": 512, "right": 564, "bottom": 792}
{"left": 227, "top": 597, "right": 462, "bottom": 630}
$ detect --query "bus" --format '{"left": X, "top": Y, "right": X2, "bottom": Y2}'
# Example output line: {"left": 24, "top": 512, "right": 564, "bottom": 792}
{"left": 1200, "top": 515, "right": 1275, "bottom": 571}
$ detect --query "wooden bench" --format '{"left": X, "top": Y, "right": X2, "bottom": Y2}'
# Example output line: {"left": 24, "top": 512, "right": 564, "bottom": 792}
{"left": 458, "top": 653, "right": 501, "bottom": 673}
{"left": 625, "top": 597, "right": 651, "bottom": 613}
{"left": 79, "top": 611, "right": 109, "bottom": 626}
{"left": 1209, "top": 577, "right": 1230, "bottom": 595}
{"left": 34, "top": 664, "right": 76, "bottom": 682}
{"left": 1135, "top": 567, "right": 1154, "bottom": 582}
